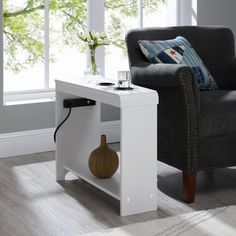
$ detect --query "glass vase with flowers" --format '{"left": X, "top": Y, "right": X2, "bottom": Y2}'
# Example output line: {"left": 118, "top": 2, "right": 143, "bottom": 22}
{"left": 78, "top": 30, "right": 110, "bottom": 80}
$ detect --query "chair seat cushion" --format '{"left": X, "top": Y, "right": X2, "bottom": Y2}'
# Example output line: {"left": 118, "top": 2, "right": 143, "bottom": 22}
{"left": 138, "top": 36, "right": 218, "bottom": 90}
{"left": 200, "top": 90, "right": 236, "bottom": 137}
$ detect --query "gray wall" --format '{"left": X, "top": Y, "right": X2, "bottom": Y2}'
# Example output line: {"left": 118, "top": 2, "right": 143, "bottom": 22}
{"left": 0, "top": 102, "right": 55, "bottom": 134}
{"left": 0, "top": 100, "right": 119, "bottom": 134}
{"left": 197, "top": 0, "right": 236, "bottom": 45}
{"left": 1, "top": 0, "right": 236, "bottom": 135}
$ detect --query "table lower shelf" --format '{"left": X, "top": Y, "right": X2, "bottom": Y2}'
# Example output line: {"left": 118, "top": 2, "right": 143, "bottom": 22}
{"left": 64, "top": 165, "right": 120, "bottom": 200}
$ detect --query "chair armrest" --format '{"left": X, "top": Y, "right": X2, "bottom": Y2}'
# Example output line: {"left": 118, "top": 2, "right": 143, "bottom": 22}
{"left": 131, "top": 63, "right": 197, "bottom": 89}
{"left": 131, "top": 64, "right": 200, "bottom": 108}
{"left": 131, "top": 63, "right": 200, "bottom": 171}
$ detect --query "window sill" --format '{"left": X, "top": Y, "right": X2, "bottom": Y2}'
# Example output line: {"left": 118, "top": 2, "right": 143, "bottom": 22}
{"left": 3, "top": 90, "right": 55, "bottom": 106}
{"left": 4, "top": 98, "right": 55, "bottom": 106}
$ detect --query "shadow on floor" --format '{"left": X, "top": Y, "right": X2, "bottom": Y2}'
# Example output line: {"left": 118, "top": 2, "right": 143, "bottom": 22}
{"left": 158, "top": 167, "right": 236, "bottom": 210}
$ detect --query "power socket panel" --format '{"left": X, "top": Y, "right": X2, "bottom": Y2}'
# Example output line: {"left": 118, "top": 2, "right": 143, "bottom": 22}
{"left": 63, "top": 98, "right": 96, "bottom": 108}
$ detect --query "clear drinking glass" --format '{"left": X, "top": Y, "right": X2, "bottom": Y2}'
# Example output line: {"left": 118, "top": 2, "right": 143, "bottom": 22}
{"left": 117, "top": 71, "right": 131, "bottom": 88}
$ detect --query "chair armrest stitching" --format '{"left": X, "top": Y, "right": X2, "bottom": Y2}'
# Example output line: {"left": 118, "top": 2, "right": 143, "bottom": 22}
{"left": 199, "top": 162, "right": 236, "bottom": 171}
{"left": 179, "top": 69, "right": 199, "bottom": 171}
{"left": 189, "top": 70, "right": 199, "bottom": 170}
{"left": 180, "top": 76, "right": 191, "bottom": 170}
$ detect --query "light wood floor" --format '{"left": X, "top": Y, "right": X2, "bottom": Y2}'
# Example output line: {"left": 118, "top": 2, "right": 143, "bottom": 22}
{"left": 0, "top": 146, "right": 236, "bottom": 235}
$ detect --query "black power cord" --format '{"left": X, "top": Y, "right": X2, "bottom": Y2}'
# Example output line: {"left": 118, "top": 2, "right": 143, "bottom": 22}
{"left": 54, "top": 107, "right": 71, "bottom": 143}
{"left": 54, "top": 98, "right": 96, "bottom": 143}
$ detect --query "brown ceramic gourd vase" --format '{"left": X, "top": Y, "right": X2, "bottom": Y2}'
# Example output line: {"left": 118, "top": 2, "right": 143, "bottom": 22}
{"left": 88, "top": 135, "right": 119, "bottom": 178}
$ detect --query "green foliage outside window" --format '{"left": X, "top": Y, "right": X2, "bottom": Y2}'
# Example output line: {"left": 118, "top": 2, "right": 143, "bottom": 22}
{"left": 2, "top": 0, "right": 166, "bottom": 73}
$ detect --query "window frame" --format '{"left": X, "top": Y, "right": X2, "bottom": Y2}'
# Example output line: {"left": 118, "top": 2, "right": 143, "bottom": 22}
{"left": 0, "top": 0, "right": 3, "bottom": 106}
{"left": 2, "top": 0, "right": 51, "bottom": 104}
{"left": 1, "top": 0, "right": 179, "bottom": 105}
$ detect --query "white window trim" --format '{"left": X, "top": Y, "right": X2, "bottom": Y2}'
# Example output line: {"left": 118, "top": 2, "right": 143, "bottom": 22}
{"left": 4, "top": 89, "right": 55, "bottom": 106}
{"left": 44, "top": 0, "right": 50, "bottom": 89}
{"left": 178, "top": 0, "right": 197, "bottom": 26}
{"left": 138, "top": 0, "right": 143, "bottom": 27}
{"left": 4, "top": 89, "right": 54, "bottom": 101}
{"left": 0, "top": 0, "right": 3, "bottom": 106}
{"left": 168, "top": 0, "right": 180, "bottom": 26}
{"left": 88, "top": 0, "right": 105, "bottom": 75}
{"left": 4, "top": 92, "right": 55, "bottom": 106}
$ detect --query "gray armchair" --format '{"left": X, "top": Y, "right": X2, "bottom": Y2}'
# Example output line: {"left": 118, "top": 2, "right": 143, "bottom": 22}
{"left": 125, "top": 26, "right": 236, "bottom": 203}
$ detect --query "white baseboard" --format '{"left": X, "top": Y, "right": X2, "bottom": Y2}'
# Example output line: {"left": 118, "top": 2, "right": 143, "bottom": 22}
{"left": 0, "top": 128, "right": 55, "bottom": 158}
{"left": 0, "top": 121, "right": 120, "bottom": 158}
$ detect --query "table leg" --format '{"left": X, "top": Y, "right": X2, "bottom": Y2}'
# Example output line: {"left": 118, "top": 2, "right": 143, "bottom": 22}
{"left": 55, "top": 91, "right": 100, "bottom": 181}
{"left": 120, "top": 104, "right": 157, "bottom": 216}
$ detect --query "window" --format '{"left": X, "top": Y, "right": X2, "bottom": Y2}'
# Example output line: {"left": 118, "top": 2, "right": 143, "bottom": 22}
{"left": 143, "top": 0, "right": 168, "bottom": 27}
{"left": 104, "top": 0, "right": 169, "bottom": 79}
{"left": 3, "top": 0, "right": 87, "bottom": 95}
{"left": 104, "top": 0, "right": 138, "bottom": 79}
{"left": 49, "top": 0, "right": 87, "bottom": 88}
{"left": 1, "top": 0, "right": 176, "bottom": 101}
{"left": 3, "top": 0, "right": 46, "bottom": 92}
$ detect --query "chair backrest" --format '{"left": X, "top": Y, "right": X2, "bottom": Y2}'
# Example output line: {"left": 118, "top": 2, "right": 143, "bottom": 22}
{"left": 126, "top": 26, "right": 235, "bottom": 88}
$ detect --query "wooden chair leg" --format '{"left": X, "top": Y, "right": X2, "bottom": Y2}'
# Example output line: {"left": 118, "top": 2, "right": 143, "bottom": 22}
{"left": 183, "top": 171, "right": 197, "bottom": 203}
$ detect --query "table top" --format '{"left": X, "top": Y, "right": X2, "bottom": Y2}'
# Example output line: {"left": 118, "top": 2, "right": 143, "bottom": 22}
{"left": 56, "top": 77, "right": 158, "bottom": 108}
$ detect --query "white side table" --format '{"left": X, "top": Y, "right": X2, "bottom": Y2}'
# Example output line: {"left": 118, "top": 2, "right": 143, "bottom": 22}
{"left": 55, "top": 78, "right": 158, "bottom": 216}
